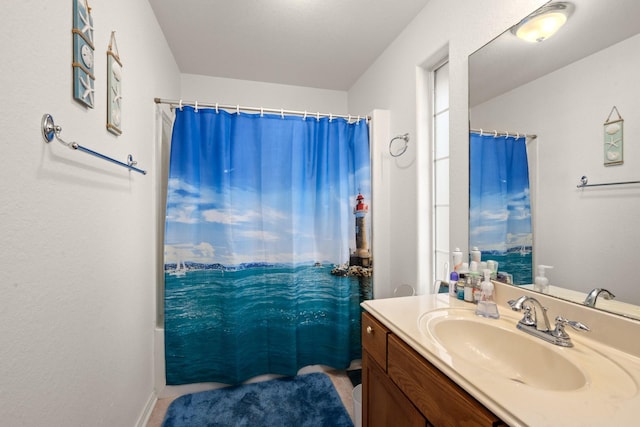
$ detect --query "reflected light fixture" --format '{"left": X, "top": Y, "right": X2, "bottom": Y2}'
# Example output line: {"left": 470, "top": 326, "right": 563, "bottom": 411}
{"left": 511, "top": 2, "right": 573, "bottom": 43}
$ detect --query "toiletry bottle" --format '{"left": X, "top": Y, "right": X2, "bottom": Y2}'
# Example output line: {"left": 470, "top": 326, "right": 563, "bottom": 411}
{"left": 487, "top": 260, "right": 498, "bottom": 279}
{"left": 476, "top": 269, "right": 500, "bottom": 319}
{"left": 449, "top": 271, "right": 459, "bottom": 298}
{"left": 457, "top": 263, "right": 469, "bottom": 300}
{"left": 471, "top": 246, "right": 482, "bottom": 263}
{"left": 468, "top": 261, "right": 480, "bottom": 303}
{"left": 464, "top": 275, "right": 474, "bottom": 303}
{"left": 473, "top": 275, "right": 482, "bottom": 304}
{"left": 534, "top": 265, "right": 553, "bottom": 293}
{"left": 452, "top": 248, "right": 463, "bottom": 272}
{"left": 457, "top": 273, "right": 466, "bottom": 300}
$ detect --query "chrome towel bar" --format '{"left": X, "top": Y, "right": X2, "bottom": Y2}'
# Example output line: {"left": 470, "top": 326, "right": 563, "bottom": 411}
{"left": 41, "top": 114, "right": 146, "bottom": 175}
{"left": 577, "top": 175, "right": 639, "bottom": 188}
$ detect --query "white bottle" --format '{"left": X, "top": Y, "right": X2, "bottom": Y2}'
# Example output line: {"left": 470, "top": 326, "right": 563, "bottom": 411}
{"left": 476, "top": 269, "right": 499, "bottom": 319}
{"left": 452, "top": 248, "right": 463, "bottom": 272}
{"left": 534, "top": 265, "right": 554, "bottom": 293}
{"left": 471, "top": 246, "right": 482, "bottom": 263}
{"left": 449, "top": 271, "right": 459, "bottom": 298}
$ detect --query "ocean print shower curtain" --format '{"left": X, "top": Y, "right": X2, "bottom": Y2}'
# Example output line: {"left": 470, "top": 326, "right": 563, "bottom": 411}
{"left": 164, "top": 106, "right": 371, "bottom": 385}
{"left": 469, "top": 133, "right": 532, "bottom": 284}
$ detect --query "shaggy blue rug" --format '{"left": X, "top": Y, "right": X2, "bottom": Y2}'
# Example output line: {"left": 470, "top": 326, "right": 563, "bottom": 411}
{"left": 161, "top": 372, "right": 354, "bottom": 427}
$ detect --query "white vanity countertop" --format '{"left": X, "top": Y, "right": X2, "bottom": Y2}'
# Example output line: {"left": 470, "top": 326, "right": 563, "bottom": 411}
{"left": 362, "top": 294, "right": 640, "bottom": 427}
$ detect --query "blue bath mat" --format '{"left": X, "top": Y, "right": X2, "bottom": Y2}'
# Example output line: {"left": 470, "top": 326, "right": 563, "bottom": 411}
{"left": 162, "top": 372, "right": 353, "bottom": 427}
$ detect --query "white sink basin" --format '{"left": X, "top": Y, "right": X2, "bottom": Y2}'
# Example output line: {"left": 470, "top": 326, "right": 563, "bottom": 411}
{"left": 419, "top": 308, "right": 637, "bottom": 394}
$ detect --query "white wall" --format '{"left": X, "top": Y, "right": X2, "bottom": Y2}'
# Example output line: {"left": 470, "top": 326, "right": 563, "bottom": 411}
{"left": 0, "top": 1, "right": 180, "bottom": 426}
{"left": 348, "top": 0, "right": 548, "bottom": 296}
{"left": 181, "top": 74, "right": 349, "bottom": 114}
{"left": 471, "top": 34, "right": 640, "bottom": 304}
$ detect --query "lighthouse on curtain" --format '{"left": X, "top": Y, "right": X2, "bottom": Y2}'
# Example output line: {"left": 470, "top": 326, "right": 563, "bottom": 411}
{"left": 350, "top": 193, "right": 372, "bottom": 267}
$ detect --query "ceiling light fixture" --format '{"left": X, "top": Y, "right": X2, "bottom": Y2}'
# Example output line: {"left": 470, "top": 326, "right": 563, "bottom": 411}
{"left": 511, "top": 2, "right": 573, "bottom": 43}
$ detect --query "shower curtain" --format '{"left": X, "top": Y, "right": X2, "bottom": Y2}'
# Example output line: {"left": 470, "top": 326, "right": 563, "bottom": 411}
{"left": 164, "top": 106, "right": 371, "bottom": 385}
{"left": 469, "top": 133, "right": 532, "bottom": 284}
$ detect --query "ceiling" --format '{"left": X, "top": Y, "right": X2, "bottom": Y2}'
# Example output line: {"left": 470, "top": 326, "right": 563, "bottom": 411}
{"left": 148, "top": 0, "right": 429, "bottom": 91}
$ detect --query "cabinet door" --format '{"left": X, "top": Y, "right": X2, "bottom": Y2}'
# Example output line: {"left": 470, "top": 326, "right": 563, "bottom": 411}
{"left": 363, "top": 350, "right": 426, "bottom": 427}
{"left": 388, "top": 335, "right": 502, "bottom": 427}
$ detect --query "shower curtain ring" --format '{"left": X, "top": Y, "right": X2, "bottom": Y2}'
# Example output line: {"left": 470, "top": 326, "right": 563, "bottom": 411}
{"left": 195, "top": 101, "right": 198, "bottom": 112}
{"left": 178, "top": 99, "right": 183, "bottom": 111}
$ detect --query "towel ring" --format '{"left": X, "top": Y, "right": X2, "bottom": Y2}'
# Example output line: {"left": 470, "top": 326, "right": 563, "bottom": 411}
{"left": 389, "top": 133, "right": 410, "bottom": 157}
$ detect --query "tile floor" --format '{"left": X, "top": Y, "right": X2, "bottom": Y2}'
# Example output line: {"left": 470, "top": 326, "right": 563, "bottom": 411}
{"left": 146, "top": 368, "right": 358, "bottom": 427}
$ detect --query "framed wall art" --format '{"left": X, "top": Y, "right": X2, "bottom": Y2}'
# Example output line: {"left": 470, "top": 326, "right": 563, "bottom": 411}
{"left": 72, "top": 0, "right": 95, "bottom": 108}
{"left": 107, "top": 31, "right": 123, "bottom": 135}
{"left": 604, "top": 106, "right": 623, "bottom": 166}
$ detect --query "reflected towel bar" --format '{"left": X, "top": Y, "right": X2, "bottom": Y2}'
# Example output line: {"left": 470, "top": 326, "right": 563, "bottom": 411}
{"left": 41, "top": 114, "right": 146, "bottom": 175}
{"left": 577, "top": 175, "right": 639, "bottom": 188}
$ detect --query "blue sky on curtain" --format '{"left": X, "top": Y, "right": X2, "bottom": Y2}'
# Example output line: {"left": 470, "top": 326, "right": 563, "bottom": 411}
{"left": 164, "top": 106, "right": 371, "bottom": 385}
{"left": 469, "top": 133, "right": 532, "bottom": 284}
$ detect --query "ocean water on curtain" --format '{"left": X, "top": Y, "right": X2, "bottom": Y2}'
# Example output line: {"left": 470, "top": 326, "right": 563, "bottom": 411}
{"left": 480, "top": 253, "right": 533, "bottom": 285}
{"left": 165, "top": 266, "right": 371, "bottom": 385}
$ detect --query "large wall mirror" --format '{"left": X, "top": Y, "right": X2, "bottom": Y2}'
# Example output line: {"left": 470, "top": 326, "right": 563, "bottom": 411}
{"left": 469, "top": 0, "right": 640, "bottom": 319}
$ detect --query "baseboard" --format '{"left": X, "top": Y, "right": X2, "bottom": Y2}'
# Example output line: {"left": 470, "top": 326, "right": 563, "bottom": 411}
{"left": 135, "top": 390, "right": 158, "bottom": 427}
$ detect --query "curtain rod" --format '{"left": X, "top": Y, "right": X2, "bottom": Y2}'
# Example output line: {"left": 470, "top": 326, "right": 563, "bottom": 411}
{"left": 154, "top": 98, "right": 370, "bottom": 123}
{"left": 470, "top": 128, "right": 537, "bottom": 139}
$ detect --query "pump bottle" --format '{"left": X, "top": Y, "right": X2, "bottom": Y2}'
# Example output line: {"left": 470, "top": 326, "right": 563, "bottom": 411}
{"left": 534, "top": 265, "right": 554, "bottom": 293}
{"left": 475, "top": 269, "right": 499, "bottom": 319}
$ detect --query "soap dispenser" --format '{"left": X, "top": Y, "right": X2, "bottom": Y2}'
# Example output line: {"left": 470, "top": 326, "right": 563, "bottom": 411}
{"left": 534, "top": 265, "right": 554, "bottom": 293}
{"left": 475, "top": 269, "right": 499, "bottom": 319}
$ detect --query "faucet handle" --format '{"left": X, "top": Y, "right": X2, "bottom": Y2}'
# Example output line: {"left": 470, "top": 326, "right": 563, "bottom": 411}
{"left": 520, "top": 305, "right": 537, "bottom": 327}
{"left": 552, "top": 316, "right": 590, "bottom": 339}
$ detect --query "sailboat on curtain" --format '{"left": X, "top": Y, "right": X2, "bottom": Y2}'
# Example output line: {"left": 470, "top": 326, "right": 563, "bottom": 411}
{"left": 169, "top": 260, "right": 186, "bottom": 277}
{"left": 164, "top": 106, "right": 371, "bottom": 385}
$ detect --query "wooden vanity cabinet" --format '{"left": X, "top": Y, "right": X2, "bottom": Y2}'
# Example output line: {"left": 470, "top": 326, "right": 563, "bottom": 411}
{"left": 362, "top": 312, "right": 505, "bottom": 427}
{"left": 362, "top": 313, "right": 427, "bottom": 427}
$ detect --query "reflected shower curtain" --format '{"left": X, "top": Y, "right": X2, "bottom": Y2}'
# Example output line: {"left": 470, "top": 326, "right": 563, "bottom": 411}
{"left": 469, "top": 133, "right": 532, "bottom": 284}
{"left": 164, "top": 106, "right": 371, "bottom": 385}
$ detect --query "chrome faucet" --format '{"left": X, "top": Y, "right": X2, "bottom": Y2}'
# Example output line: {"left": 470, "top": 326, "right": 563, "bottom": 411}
{"left": 584, "top": 288, "right": 615, "bottom": 307}
{"left": 508, "top": 295, "right": 552, "bottom": 331}
{"left": 508, "top": 295, "right": 589, "bottom": 347}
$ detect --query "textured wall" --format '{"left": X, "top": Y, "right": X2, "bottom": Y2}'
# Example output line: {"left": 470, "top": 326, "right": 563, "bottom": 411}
{"left": 0, "top": 1, "right": 179, "bottom": 426}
